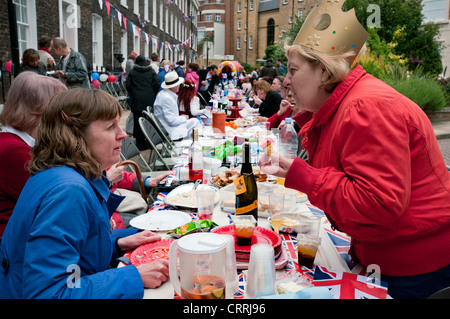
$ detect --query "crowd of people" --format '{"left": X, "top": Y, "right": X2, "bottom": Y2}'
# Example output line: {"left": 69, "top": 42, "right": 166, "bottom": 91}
{"left": 1, "top": 3, "right": 449, "bottom": 298}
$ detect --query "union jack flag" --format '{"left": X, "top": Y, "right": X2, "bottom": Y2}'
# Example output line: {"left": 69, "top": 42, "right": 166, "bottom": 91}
{"left": 312, "top": 266, "right": 388, "bottom": 299}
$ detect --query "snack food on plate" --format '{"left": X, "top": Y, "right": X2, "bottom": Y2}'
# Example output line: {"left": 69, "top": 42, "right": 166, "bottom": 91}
{"left": 212, "top": 168, "right": 268, "bottom": 187}
{"left": 167, "top": 220, "right": 217, "bottom": 238}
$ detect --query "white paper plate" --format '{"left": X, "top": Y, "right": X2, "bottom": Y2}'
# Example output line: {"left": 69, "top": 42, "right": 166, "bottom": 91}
{"left": 164, "top": 184, "right": 220, "bottom": 209}
{"left": 129, "top": 210, "right": 192, "bottom": 231}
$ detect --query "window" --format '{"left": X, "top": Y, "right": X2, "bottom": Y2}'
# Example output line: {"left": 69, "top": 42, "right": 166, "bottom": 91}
{"left": 298, "top": 8, "right": 303, "bottom": 17}
{"left": 205, "top": 13, "right": 213, "bottom": 21}
{"left": 237, "top": 36, "right": 241, "bottom": 50}
{"left": 237, "top": 2, "right": 241, "bottom": 12}
{"left": 120, "top": 30, "right": 127, "bottom": 68}
{"left": 134, "top": 35, "right": 140, "bottom": 54}
{"left": 59, "top": 0, "right": 78, "bottom": 51}
{"left": 215, "top": 13, "right": 221, "bottom": 22}
{"left": 249, "top": 0, "right": 253, "bottom": 10}
{"left": 249, "top": 35, "right": 253, "bottom": 49}
{"left": 144, "top": 0, "right": 148, "bottom": 21}
{"left": 134, "top": 0, "right": 139, "bottom": 15}
{"left": 237, "top": 18, "right": 241, "bottom": 30}
{"left": 92, "top": 14, "right": 103, "bottom": 70}
{"left": 283, "top": 0, "right": 288, "bottom": 5}
{"left": 120, "top": 0, "right": 127, "bottom": 8}
{"left": 152, "top": 0, "right": 157, "bottom": 26}
{"left": 267, "top": 18, "right": 275, "bottom": 46}
{"left": 160, "top": 1, "right": 163, "bottom": 31}
{"left": 14, "top": 0, "right": 38, "bottom": 55}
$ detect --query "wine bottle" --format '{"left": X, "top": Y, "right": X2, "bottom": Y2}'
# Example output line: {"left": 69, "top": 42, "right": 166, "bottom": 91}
{"left": 189, "top": 128, "right": 203, "bottom": 181}
{"left": 234, "top": 142, "right": 258, "bottom": 223}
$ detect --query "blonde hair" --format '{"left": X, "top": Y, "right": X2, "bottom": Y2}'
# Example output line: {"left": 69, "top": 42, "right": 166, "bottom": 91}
{"left": 28, "top": 89, "right": 122, "bottom": 180}
{"left": 0, "top": 72, "right": 67, "bottom": 133}
{"left": 285, "top": 43, "right": 367, "bottom": 92}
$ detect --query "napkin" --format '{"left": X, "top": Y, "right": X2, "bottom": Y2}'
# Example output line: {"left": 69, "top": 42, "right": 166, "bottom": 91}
{"left": 257, "top": 287, "right": 333, "bottom": 299}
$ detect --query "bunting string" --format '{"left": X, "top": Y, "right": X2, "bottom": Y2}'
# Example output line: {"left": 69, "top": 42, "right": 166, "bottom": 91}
{"left": 99, "top": 0, "right": 195, "bottom": 53}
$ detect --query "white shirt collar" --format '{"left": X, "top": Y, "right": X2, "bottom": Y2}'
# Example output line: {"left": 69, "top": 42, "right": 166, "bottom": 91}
{"left": 2, "top": 126, "right": 35, "bottom": 147}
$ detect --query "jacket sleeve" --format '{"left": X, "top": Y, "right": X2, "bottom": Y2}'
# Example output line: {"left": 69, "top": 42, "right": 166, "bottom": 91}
{"left": 22, "top": 182, "right": 143, "bottom": 299}
{"left": 66, "top": 53, "right": 89, "bottom": 82}
{"left": 285, "top": 98, "right": 411, "bottom": 241}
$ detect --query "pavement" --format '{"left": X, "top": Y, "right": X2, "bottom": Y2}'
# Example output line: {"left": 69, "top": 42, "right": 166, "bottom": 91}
{"left": 433, "top": 120, "right": 450, "bottom": 167}
{"left": 120, "top": 110, "right": 450, "bottom": 168}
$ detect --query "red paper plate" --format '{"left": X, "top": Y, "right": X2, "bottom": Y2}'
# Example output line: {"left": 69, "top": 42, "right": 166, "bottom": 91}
{"left": 211, "top": 225, "right": 282, "bottom": 254}
{"left": 130, "top": 239, "right": 173, "bottom": 266}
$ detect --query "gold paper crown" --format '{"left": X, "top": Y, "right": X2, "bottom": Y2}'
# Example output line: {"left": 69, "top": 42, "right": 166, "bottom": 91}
{"left": 293, "top": 0, "right": 368, "bottom": 63}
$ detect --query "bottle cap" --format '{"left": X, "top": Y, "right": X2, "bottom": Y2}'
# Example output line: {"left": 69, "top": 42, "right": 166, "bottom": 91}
{"left": 285, "top": 118, "right": 292, "bottom": 124}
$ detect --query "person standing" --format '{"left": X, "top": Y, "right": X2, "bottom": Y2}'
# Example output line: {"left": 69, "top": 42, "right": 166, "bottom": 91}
{"left": 125, "top": 52, "right": 137, "bottom": 75}
{"left": 125, "top": 55, "right": 160, "bottom": 150}
{"left": 197, "top": 64, "right": 220, "bottom": 106}
{"left": 50, "top": 37, "right": 89, "bottom": 88}
{"left": 276, "top": 58, "right": 287, "bottom": 76}
{"left": 174, "top": 60, "right": 185, "bottom": 78}
{"left": 37, "top": 35, "right": 55, "bottom": 70}
{"left": 259, "top": 58, "right": 278, "bottom": 80}
{"left": 150, "top": 52, "right": 159, "bottom": 74}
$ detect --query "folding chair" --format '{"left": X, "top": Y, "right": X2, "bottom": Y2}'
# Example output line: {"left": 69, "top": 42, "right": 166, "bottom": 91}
{"left": 138, "top": 117, "right": 176, "bottom": 171}
{"left": 120, "top": 136, "right": 172, "bottom": 203}
{"left": 142, "top": 110, "right": 178, "bottom": 157}
{"left": 120, "top": 136, "right": 153, "bottom": 173}
{"left": 107, "top": 82, "right": 128, "bottom": 110}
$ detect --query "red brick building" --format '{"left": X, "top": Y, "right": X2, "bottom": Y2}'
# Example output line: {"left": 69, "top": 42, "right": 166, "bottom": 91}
{"left": 0, "top": 0, "right": 200, "bottom": 102}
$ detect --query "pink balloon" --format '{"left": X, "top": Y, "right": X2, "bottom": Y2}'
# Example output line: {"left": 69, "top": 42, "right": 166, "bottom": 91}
{"left": 108, "top": 75, "right": 116, "bottom": 82}
{"left": 6, "top": 60, "right": 12, "bottom": 73}
{"left": 91, "top": 79, "right": 100, "bottom": 88}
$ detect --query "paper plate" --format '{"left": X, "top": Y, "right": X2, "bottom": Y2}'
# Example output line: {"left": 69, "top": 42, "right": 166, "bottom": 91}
{"left": 211, "top": 225, "right": 282, "bottom": 260}
{"left": 129, "top": 210, "right": 192, "bottom": 231}
{"left": 164, "top": 184, "right": 220, "bottom": 209}
{"left": 130, "top": 239, "right": 173, "bottom": 266}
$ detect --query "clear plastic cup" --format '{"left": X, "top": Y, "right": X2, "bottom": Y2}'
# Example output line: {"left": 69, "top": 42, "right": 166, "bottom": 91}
{"left": 245, "top": 243, "right": 276, "bottom": 299}
{"left": 232, "top": 214, "right": 257, "bottom": 246}
{"left": 196, "top": 188, "right": 216, "bottom": 220}
{"left": 297, "top": 234, "right": 321, "bottom": 269}
{"left": 222, "top": 234, "right": 239, "bottom": 299}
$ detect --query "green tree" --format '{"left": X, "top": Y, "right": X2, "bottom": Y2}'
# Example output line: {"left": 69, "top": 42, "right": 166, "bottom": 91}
{"left": 343, "top": 0, "right": 443, "bottom": 75}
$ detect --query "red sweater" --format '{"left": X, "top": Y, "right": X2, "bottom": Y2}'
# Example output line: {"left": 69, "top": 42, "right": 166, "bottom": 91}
{"left": 285, "top": 65, "right": 450, "bottom": 276}
{"left": 0, "top": 133, "right": 32, "bottom": 237}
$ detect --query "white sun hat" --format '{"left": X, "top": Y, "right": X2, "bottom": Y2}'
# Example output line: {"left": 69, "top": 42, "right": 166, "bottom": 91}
{"left": 161, "top": 71, "right": 184, "bottom": 89}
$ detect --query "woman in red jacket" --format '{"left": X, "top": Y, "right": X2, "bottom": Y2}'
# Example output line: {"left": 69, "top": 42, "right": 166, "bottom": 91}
{"left": 260, "top": 2, "right": 450, "bottom": 299}
{"left": 0, "top": 72, "right": 67, "bottom": 236}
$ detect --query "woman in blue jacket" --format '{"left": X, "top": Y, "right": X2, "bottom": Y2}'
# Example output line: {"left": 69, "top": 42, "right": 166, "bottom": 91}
{"left": 0, "top": 89, "right": 169, "bottom": 298}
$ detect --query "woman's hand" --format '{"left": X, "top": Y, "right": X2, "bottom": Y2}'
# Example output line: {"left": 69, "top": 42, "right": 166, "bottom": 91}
{"left": 255, "top": 116, "right": 268, "bottom": 123}
{"left": 117, "top": 230, "right": 161, "bottom": 252}
{"left": 106, "top": 162, "right": 125, "bottom": 183}
{"left": 259, "top": 153, "right": 294, "bottom": 178}
{"left": 278, "top": 99, "right": 291, "bottom": 116}
{"left": 146, "top": 171, "right": 173, "bottom": 188}
{"left": 137, "top": 259, "right": 170, "bottom": 288}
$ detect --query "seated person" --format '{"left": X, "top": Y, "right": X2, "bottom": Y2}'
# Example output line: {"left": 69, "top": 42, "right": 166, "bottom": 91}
{"left": 153, "top": 72, "right": 200, "bottom": 140}
{"left": 252, "top": 79, "right": 282, "bottom": 118}
{"left": 177, "top": 79, "right": 209, "bottom": 119}
{"left": 0, "top": 72, "right": 67, "bottom": 236}
{"left": 0, "top": 88, "right": 169, "bottom": 298}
